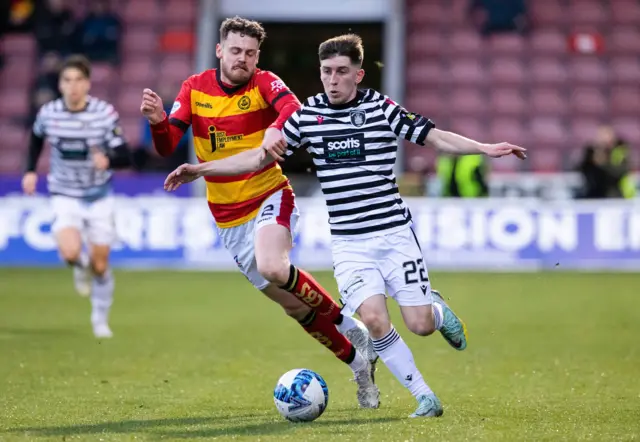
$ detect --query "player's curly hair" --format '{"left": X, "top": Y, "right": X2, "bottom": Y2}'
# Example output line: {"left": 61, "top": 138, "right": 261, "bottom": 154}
{"left": 60, "top": 54, "right": 91, "bottom": 78}
{"left": 219, "top": 16, "right": 267, "bottom": 45}
{"left": 318, "top": 34, "right": 364, "bottom": 66}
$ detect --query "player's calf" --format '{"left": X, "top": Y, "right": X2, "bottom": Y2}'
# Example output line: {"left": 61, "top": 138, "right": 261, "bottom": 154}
{"left": 56, "top": 227, "right": 84, "bottom": 266}
{"left": 402, "top": 304, "right": 438, "bottom": 337}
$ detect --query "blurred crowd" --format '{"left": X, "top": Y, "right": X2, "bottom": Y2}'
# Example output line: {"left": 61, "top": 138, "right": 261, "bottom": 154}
{"left": 0, "top": 0, "right": 635, "bottom": 198}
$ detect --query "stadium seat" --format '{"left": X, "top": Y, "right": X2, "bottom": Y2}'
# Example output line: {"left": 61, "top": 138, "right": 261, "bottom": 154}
{"left": 407, "top": 31, "right": 445, "bottom": 58}
{"left": 123, "top": 0, "right": 161, "bottom": 23}
{"left": 449, "top": 30, "right": 483, "bottom": 55}
{"left": 529, "top": 148, "right": 562, "bottom": 173}
{"left": 448, "top": 58, "right": 487, "bottom": 86}
{"left": 529, "top": 0, "right": 566, "bottom": 26}
{"left": 568, "top": 58, "right": 608, "bottom": 85}
{"left": 91, "top": 62, "right": 117, "bottom": 87}
{"left": 613, "top": 118, "right": 640, "bottom": 145}
{"left": 529, "top": 58, "right": 567, "bottom": 85}
{"left": 159, "top": 55, "right": 194, "bottom": 84}
{"left": 570, "top": 118, "right": 602, "bottom": 148}
{"left": 570, "top": 88, "right": 608, "bottom": 117}
{"left": 610, "top": 87, "right": 640, "bottom": 116}
{"left": 530, "top": 88, "right": 569, "bottom": 117}
{"left": 406, "top": 62, "right": 446, "bottom": 90}
{"left": 490, "top": 88, "right": 526, "bottom": 116}
{"left": 530, "top": 117, "right": 568, "bottom": 146}
{"left": 406, "top": 0, "right": 449, "bottom": 26}
{"left": 610, "top": 57, "right": 640, "bottom": 84}
{"left": 529, "top": 29, "right": 568, "bottom": 56}
{"left": 0, "top": 34, "right": 36, "bottom": 56}
{"left": 164, "top": 0, "right": 196, "bottom": 24}
{"left": 120, "top": 59, "right": 157, "bottom": 84}
{"left": 609, "top": 28, "right": 640, "bottom": 55}
{"left": 448, "top": 88, "right": 486, "bottom": 116}
{"left": 0, "top": 58, "right": 33, "bottom": 89}
{"left": 121, "top": 27, "right": 159, "bottom": 54}
{"left": 567, "top": 0, "right": 609, "bottom": 25}
{"left": 0, "top": 89, "right": 29, "bottom": 118}
{"left": 489, "top": 58, "right": 527, "bottom": 85}
{"left": 489, "top": 117, "right": 528, "bottom": 146}
{"left": 611, "top": 0, "right": 640, "bottom": 25}
{"left": 489, "top": 34, "right": 526, "bottom": 55}
{"left": 450, "top": 117, "right": 487, "bottom": 142}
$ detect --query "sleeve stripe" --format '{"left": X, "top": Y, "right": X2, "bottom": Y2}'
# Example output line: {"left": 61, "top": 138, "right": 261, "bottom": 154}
{"left": 415, "top": 120, "right": 435, "bottom": 146}
{"left": 387, "top": 106, "right": 400, "bottom": 124}
{"left": 406, "top": 124, "right": 416, "bottom": 141}
{"left": 169, "top": 118, "right": 189, "bottom": 133}
{"left": 271, "top": 90, "right": 292, "bottom": 107}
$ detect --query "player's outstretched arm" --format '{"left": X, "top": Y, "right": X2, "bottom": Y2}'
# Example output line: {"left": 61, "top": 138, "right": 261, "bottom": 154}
{"left": 426, "top": 128, "right": 527, "bottom": 160}
{"left": 164, "top": 145, "right": 282, "bottom": 192}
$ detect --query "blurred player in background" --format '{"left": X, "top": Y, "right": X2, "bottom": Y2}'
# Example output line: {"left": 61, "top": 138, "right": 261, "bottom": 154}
{"left": 165, "top": 34, "right": 526, "bottom": 418}
{"left": 22, "top": 55, "right": 131, "bottom": 339}
{"left": 140, "top": 16, "right": 379, "bottom": 408}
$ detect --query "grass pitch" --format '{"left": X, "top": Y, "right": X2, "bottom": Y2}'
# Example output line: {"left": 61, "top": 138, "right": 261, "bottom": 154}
{"left": 0, "top": 269, "right": 639, "bottom": 441}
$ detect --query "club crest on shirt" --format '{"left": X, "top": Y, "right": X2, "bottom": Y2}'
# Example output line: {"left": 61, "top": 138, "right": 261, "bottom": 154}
{"left": 349, "top": 109, "right": 366, "bottom": 128}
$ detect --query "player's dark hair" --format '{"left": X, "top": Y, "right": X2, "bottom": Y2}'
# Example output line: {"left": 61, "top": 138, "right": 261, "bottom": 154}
{"left": 60, "top": 54, "right": 91, "bottom": 78}
{"left": 219, "top": 16, "right": 267, "bottom": 45}
{"left": 318, "top": 34, "right": 364, "bottom": 66}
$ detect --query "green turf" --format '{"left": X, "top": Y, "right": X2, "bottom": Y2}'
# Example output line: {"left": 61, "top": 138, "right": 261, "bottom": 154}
{"left": 0, "top": 268, "right": 639, "bottom": 441}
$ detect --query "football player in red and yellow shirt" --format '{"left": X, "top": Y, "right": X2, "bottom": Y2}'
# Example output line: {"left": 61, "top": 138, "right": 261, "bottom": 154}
{"left": 140, "top": 16, "right": 379, "bottom": 408}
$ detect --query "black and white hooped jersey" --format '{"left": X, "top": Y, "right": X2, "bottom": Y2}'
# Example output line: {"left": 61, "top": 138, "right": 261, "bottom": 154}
{"left": 283, "top": 88, "right": 435, "bottom": 239}
{"left": 32, "top": 96, "right": 126, "bottom": 199}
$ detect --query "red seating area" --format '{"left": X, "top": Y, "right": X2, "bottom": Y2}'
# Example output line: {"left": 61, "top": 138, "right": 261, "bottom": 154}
{"left": 0, "top": 0, "right": 196, "bottom": 173}
{"left": 404, "top": 0, "right": 640, "bottom": 173}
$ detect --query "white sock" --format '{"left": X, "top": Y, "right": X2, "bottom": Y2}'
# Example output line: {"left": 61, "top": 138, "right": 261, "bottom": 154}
{"left": 91, "top": 269, "right": 114, "bottom": 324}
{"left": 348, "top": 348, "right": 367, "bottom": 373}
{"left": 372, "top": 327, "right": 433, "bottom": 399}
{"left": 433, "top": 303, "right": 443, "bottom": 330}
{"left": 336, "top": 314, "right": 359, "bottom": 334}
{"left": 68, "top": 252, "right": 89, "bottom": 269}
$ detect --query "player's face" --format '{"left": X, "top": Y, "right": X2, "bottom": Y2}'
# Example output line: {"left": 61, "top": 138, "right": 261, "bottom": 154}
{"left": 59, "top": 67, "right": 90, "bottom": 107}
{"left": 320, "top": 56, "right": 364, "bottom": 105}
{"left": 216, "top": 32, "right": 260, "bottom": 85}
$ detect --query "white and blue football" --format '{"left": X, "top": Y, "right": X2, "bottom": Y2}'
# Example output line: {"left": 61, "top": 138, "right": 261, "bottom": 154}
{"left": 273, "top": 368, "right": 329, "bottom": 422}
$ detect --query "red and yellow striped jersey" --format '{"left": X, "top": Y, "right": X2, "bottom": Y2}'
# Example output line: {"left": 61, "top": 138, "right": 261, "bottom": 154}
{"left": 154, "top": 68, "right": 301, "bottom": 228}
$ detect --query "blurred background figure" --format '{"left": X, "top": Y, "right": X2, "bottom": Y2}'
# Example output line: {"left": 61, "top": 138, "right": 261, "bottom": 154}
{"left": 577, "top": 125, "right": 635, "bottom": 199}
{"left": 437, "top": 154, "right": 489, "bottom": 198}
{"left": 469, "top": 0, "right": 530, "bottom": 36}
{"left": 34, "top": 0, "right": 78, "bottom": 56}
{"left": 77, "top": 0, "right": 121, "bottom": 64}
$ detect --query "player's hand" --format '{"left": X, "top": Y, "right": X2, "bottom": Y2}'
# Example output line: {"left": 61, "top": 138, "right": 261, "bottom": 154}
{"left": 480, "top": 142, "right": 527, "bottom": 160}
{"left": 21, "top": 172, "right": 37, "bottom": 195}
{"left": 91, "top": 147, "right": 110, "bottom": 171}
{"left": 261, "top": 128, "right": 288, "bottom": 162}
{"left": 164, "top": 163, "right": 201, "bottom": 191}
{"left": 140, "top": 88, "right": 165, "bottom": 125}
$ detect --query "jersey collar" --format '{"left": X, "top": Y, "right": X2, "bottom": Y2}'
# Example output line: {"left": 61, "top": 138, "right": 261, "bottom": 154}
{"left": 215, "top": 68, "right": 247, "bottom": 95}
{"left": 324, "top": 89, "right": 366, "bottom": 110}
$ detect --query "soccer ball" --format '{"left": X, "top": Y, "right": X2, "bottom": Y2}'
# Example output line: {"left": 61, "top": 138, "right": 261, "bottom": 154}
{"left": 273, "top": 368, "right": 329, "bottom": 422}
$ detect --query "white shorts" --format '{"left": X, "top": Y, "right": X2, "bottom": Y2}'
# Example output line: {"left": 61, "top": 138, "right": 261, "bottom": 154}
{"left": 51, "top": 195, "right": 116, "bottom": 246}
{"left": 217, "top": 188, "right": 299, "bottom": 290}
{"left": 332, "top": 226, "right": 433, "bottom": 317}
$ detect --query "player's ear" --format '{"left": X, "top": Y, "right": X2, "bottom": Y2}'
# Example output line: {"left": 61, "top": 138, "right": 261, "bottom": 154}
{"left": 355, "top": 68, "right": 365, "bottom": 85}
{"left": 215, "top": 43, "right": 223, "bottom": 59}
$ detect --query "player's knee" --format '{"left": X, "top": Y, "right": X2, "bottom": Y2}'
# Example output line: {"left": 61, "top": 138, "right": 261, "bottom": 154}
{"left": 59, "top": 243, "right": 81, "bottom": 264}
{"left": 406, "top": 317, "right": 436, "bottom": 337}
{"left": 256, "top": 260, "right": 289, "bottom": 286}
{"left": 358, "top": 308, "right": 390, "bottom": 338}
{"left": 90, "top": 256, "right": 109, "bottom": 277}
